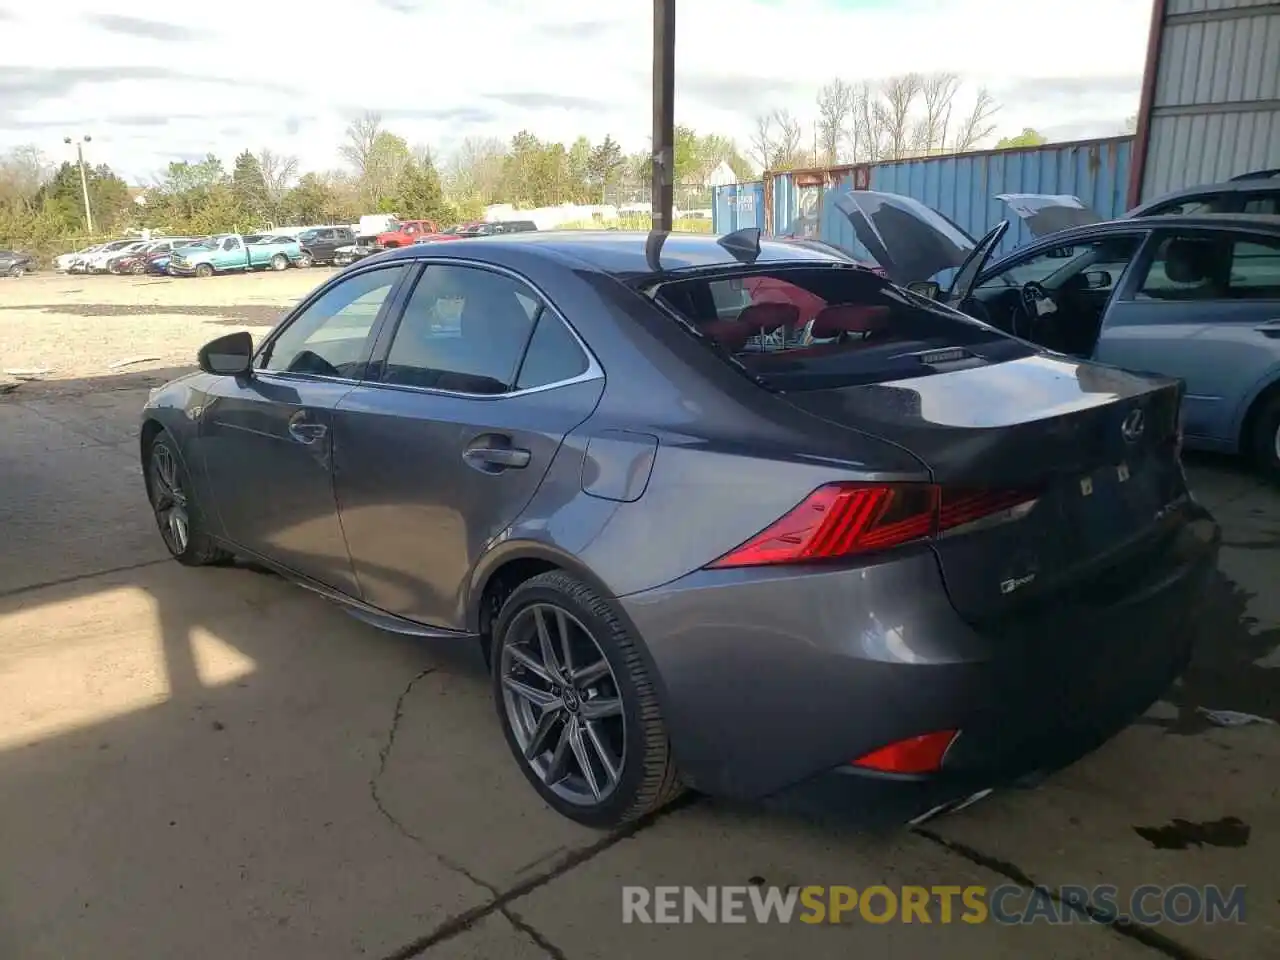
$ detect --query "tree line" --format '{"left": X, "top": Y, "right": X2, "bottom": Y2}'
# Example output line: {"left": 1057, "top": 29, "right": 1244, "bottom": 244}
{"left": 1, "top": 76, "right": 1101, "bottom": 255}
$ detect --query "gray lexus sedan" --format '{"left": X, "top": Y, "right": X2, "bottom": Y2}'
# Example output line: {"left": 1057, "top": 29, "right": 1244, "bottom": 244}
{"left": 140, "top": 229, "right": 1220, "bottom": 828}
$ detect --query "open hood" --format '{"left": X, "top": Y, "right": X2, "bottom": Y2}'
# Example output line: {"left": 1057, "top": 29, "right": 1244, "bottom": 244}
{"left": 995, "top": 194, "right": 1103, "bottom": 236}
{"left": 831, "top": 191, "right": 980, "bottom": 285}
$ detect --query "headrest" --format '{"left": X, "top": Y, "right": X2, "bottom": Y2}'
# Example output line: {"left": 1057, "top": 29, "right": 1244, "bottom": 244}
{"left": 810, "top": 304, "right": 890, "bottom": 340}
{"left": 1163, "top": 239, "right": 1215, "bottom": 284}
{"left": 738, "top": 301, "right": 800, "bottom": 332}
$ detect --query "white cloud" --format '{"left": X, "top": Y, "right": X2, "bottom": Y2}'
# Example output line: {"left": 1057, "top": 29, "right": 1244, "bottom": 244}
{"left": 0, "top": 0, "right": 1150, "bottom": 183}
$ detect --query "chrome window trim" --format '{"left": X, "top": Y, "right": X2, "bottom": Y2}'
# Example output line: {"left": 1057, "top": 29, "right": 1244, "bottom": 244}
{"left": 365, "top": 254, "right": 605, "bottom": 401}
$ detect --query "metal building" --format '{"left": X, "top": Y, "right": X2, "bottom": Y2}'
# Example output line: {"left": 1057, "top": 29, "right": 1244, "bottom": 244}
{"left": 1130, "top": 0, "right": 1280, "bottom": 204}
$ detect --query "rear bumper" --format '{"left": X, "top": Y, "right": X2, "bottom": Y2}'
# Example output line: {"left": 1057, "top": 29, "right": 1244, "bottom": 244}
{"left": 618, "top": 503, "right": 1220, "bottom": 816}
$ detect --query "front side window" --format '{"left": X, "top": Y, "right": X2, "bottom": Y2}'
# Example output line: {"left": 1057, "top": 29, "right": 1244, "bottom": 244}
{"left": 978, "top": 236, "right": 1143, "bottom": 292}
{"left": 222, "top": 238, "right": 239, "bottom": 251}
{"left": 259, "top": 265, "right": 407, "bottom": 377}
{"left": 381, "top": 265, "right": 546, "bottom": 394}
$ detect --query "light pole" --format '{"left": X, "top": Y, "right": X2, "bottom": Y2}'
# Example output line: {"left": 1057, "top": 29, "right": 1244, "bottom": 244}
{"left": 651, "top": 0, "right": 675, "bottom": 234}
{"left": 64, "top": 135, "right": 95, "bottom": 234}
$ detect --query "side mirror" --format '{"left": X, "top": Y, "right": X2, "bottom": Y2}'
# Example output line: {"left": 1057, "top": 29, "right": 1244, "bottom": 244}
{"left": 198, "top": 331, "right": 254, "bottom": 376}
{"left": 906, "top": 280, "right": 940, "bottom": 300}
{"left": 1084, "top": 270, "right": 1112, "bottom": 289}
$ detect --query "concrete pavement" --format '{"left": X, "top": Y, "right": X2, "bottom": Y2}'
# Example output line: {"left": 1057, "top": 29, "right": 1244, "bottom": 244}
{"left": 1, "top": 376, "right": 1276, "bottom": 959}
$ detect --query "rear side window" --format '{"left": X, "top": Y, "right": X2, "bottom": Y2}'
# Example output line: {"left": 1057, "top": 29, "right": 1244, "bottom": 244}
{"left": 1136, "top": 233, "right": 1280, "bottom": 301}
{"left": 1242, "top": 193, "right": 1280, "bottom": 215}
{"left": 516, "top": 314, "right": 590, "bottom": 389}
{"left": 653, "top": 267, "right": 1020, "bottom": 391}
{"left": 1143, "top": 193, "right": 1232, "bottom": 216}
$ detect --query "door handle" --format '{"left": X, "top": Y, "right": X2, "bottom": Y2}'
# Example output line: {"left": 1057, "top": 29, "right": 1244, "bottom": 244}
{"left": 287, "top": 416, "right": 328, "bottom": 444}
{"left": 463, "top": 438, "right": 531, "bottom": 472}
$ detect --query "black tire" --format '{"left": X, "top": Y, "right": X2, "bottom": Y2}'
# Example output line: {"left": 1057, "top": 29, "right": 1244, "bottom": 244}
{"left": 1250, "top": 393, "right": 1280, "bottom": 484}
{"left": 491, "top": 570, "right": 683, "bottom": 828}
{"left": 194, "top": 263, "right": 213, "bottom": 278}
{"left": 131, "top": 262, "right": 146, "bottom": 275}
{"left": 298, "top": 251, "right": 314, "bottom": 268}
{"left": 146, "top": 431, "right": 232, "bottom": 566}
{"left": 270, "top": 254, "right": 288, "bottom": 271}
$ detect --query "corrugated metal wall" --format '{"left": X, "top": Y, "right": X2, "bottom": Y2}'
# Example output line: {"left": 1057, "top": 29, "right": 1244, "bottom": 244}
{"left": 867, "top": 138, "right": 1134, "bottom": 257}
{"left": 1136, "top": 0, "right": 1280, "bottom": 201}
{"left": 711, "top": 181, "right": 764, "bottom": 233}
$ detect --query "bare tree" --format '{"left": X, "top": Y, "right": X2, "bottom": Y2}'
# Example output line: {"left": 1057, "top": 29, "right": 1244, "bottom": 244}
{"left": 445, "top": 136, "right": 508, "bottom": 204}
{"left": 915, "top": 72, "right": 960, "bottom": 154}
{"left": 256, "top": 148, "right": 298, "bottom": 212}
{"left": 816, "top": 79, "right": 853, "bottom": 164}
{"left": 749, "top": 113, "right": 774, "bottom": 173}
{"left": 339, "top": 111, "right": 384, "bottom": 178}
{"left": 951, "top": 86, "right": 1001, "bottom": 153}
{"left": 0, "top": 145, "right": 49, "bottom": 210}
{"left": 876, "top": 73, "right": 923, "bottom": 160}
{"left": 846, "top": 81, "right": 879, "bottom": 163}
{"left": 770, "top": 108, "right": 804, "bottom": 169}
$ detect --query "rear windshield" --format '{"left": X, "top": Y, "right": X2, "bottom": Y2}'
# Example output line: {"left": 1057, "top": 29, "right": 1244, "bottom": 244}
{"left": 651, "top": 266, "right": 1025, "bottom": 391}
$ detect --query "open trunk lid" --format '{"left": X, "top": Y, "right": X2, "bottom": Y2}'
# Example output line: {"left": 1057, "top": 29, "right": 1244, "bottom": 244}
{"left": 783, "top": 353, "right": 1189, "bottom": 622}
{"left": 996, "top": 193, "right": 1104, "bottom": 236}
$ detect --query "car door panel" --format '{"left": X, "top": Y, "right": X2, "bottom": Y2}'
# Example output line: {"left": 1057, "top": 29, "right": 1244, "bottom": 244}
{"left": 1095, "top": 230, "right": 1280, "bottom": 444}
{"left": 333, "top": 380, "right": 603, "bottom": 629}
{"left": 199, "top": 376, "right": 361, "bottom": 592}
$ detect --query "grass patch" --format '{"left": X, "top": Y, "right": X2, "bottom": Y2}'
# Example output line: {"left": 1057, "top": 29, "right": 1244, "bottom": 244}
{"left": 554, "top": 215, "right": 714, "bottom": 233}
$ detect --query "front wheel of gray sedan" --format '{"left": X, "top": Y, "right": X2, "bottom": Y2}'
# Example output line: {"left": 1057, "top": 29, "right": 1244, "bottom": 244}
{"left": 146, "top": 431, "right": 232, "bottom": 567}
{"left": 492, "top": 571, "right": 683, "bottom": 828}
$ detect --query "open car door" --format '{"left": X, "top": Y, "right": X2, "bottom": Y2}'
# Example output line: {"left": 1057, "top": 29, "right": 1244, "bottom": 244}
{"left": 996, "top": 194, "right": 1103, "bottom": 236}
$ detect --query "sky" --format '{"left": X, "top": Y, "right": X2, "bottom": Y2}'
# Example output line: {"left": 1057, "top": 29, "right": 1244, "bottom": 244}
{"left": 0, "top": 0, "right": 1153, "bottom": 185}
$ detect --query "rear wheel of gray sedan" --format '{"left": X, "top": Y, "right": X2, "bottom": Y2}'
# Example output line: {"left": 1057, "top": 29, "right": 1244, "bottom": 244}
{"left": 1253, "top": 394, "right": 1280, "bottom": 484}
{"left": 492, "top": 571, "right": 683, "bottom": 828}
{"left": 146, "top": 431, "right": 232, "bottom": 567}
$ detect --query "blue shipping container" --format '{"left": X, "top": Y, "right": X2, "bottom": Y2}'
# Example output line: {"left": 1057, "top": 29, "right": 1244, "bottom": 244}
{"left": 714, "top": 138, "right": 1134, "bottom": 272}
{"left": 866, "top": 137, "right": 1134, "bottom": 259}
{"left": 711, "top": 181, "right": 764, "bottom": 233}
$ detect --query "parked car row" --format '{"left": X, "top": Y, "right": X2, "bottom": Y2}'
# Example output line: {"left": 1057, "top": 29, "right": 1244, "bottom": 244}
{"left": 0, "top": 249, "right": 35, "bottom": 277}
{"left": 54, "top": 233, "right": 309, "bottom": 278}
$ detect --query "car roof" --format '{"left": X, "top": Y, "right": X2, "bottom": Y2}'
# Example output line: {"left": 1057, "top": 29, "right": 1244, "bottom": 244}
{"left": 1130, "top": 175, "right": 1280, "bottom": 213}
{"left": 1025, "top": 212, "right": 1280, "bottom": 246}
{"left": 369, "top": 229, "right": 850, "bottom": 279}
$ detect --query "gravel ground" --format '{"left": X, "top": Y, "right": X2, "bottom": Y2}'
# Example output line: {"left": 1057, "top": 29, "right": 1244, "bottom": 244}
{"left": 0, "top": 269, "right": 336, "bottom": 395}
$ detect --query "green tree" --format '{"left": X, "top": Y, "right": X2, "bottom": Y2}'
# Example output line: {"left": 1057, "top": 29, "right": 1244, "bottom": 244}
{"left": 393, "top": 157, "right": 454, "bottom": 225}
{"left": 587, "top": 135, "right": 624, "bottom": 200}
{"left": 282, "top": 173, "right": 338, "bottom": 224}
{"left": 35, "top": 160, "right": 132, "bottom": 234}
{"left": 995, "top": 128, "right": 1047, "bottom": 149}
{"left": 673, "top": 125, "right": 702, "bottom": 184}
{"left": 231, "top": 150, "right": 270, "bottom": 223}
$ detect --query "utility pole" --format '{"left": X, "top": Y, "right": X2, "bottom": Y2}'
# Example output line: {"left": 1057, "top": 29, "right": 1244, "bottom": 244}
{"left": 64, "top": 135, "right": 95, "bottom": 234}
{"left": 651, "top": 0, "right": 675, "bottom": 234}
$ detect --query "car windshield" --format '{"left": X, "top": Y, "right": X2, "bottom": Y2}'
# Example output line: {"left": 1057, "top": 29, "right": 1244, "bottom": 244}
{"left": 651, "top": 265, "right": 1021, "bottom": 391}
{"left": 185, "top": 238, "right": 217, "bottom": 249}
{"left": 298, "top": 230, "right": 318, "bottom": 241}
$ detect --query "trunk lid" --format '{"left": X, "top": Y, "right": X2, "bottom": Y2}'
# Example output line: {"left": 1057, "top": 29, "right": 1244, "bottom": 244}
{"left": 996, "top": 193, "right": 1104, "bottom": 236}
{"left": 783, "top": 353, "right": 1188, "bottom": 622}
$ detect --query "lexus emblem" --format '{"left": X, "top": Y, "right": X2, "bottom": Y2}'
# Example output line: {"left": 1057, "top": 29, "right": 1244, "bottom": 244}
{"left": 1121, "top": 409, "right": 1145, "bottom": 443}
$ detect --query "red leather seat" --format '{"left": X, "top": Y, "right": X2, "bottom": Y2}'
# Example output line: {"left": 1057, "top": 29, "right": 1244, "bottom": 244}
{"left": 702, "top": 319, "right": 753, "bottom": 352}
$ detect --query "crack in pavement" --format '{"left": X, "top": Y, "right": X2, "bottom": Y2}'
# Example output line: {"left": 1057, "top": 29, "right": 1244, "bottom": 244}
{"left": 913, "top": 826, "right": 1211, "bottom": 960}
{"left": 369, "top": 666, "right": 438, "bottom": 845}
{"left": 368, "top": 663, "right": 605, "bottom": 959}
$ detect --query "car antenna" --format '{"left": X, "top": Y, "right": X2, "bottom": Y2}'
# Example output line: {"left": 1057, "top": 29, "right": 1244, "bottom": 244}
{"left": 717, "top": 227, "right": 762, "bottom": 264}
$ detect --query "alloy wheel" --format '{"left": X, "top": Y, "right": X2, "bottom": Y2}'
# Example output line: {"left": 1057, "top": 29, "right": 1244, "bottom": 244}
{"left": 299, "top": 252, "right": 313, "bottom": 268}
{"left": 500, "top": 603, "right": 626, "bottom": 806}
{"left": 149, "top": 444, "right": 190, "bottom": 555}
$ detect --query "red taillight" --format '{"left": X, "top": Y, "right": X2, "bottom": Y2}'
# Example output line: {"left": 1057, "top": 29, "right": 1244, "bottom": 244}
{"left": 706, "top": 483, "right": 1038, "bottom": 569}
{"left": 852, "top": 730, "right": 958, "bottom": 774}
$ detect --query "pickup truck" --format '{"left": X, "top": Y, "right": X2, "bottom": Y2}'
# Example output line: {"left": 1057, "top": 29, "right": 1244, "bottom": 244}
{"left": 374, "top": 219, "right": 439, "bottom": 248}
{"left": 168, "top": 233, "right": 304, "bottom": 277}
